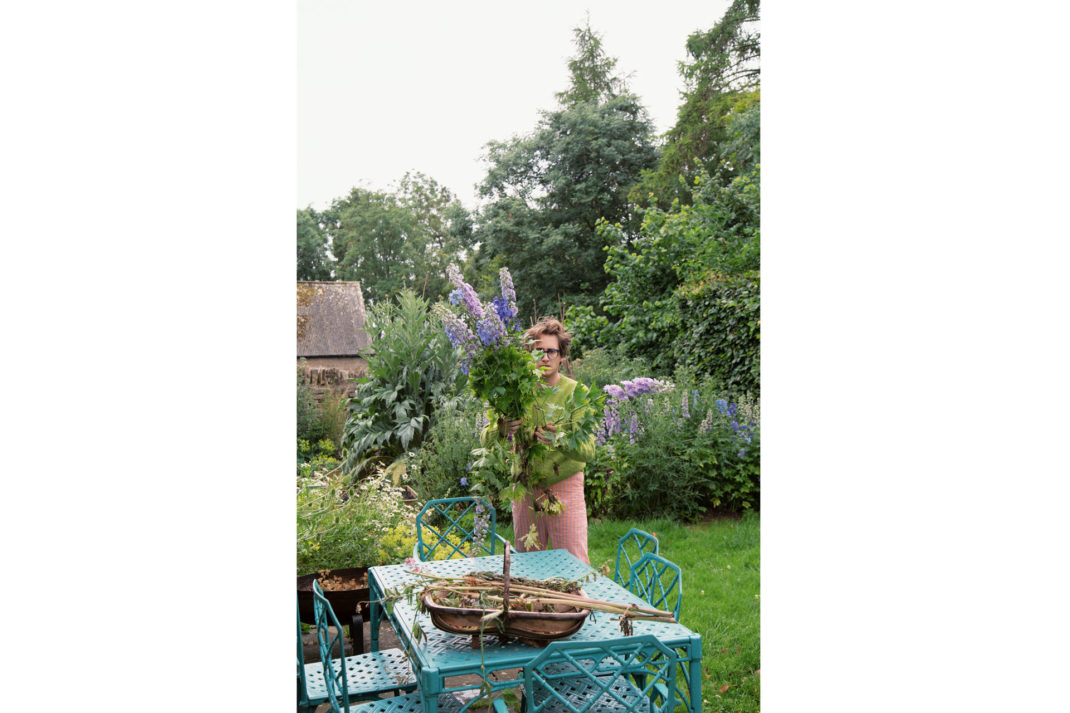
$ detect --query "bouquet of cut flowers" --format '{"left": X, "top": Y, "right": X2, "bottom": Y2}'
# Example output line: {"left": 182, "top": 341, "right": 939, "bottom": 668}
{"left": 434, "top": 264, "right": 601, "bottom": 512}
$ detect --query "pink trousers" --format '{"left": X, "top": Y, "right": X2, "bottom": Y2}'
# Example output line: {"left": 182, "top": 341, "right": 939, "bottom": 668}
{"left": 511, "top": 472, "right": 589, "bottom": 565}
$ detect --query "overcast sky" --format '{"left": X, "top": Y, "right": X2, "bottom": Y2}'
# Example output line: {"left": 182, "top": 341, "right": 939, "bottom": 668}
{"left": 298, "top": 0, "right": 733, "bottom": 212}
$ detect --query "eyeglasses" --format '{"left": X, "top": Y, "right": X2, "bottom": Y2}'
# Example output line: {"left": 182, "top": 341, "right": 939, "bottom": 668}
{"left": 538, "top": 348, "right": 561, "bottom": 358}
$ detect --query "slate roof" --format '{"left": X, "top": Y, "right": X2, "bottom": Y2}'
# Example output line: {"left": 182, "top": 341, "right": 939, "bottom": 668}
{"left": 296, "top": 281, "right": 371, "bottom": 357}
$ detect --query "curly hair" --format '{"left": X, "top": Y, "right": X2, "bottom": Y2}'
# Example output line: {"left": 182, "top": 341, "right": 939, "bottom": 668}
{"left": 524, "top": 317, "right": 573, "bottom": 359}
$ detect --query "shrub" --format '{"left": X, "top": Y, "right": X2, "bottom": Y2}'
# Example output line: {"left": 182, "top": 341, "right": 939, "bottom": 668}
{"left": 571, "top": 348, "right": 653, "bottom": 393}
{"left": 589, "top": 375, "right": 760, "bottom": 521}
{"left": 317, "top": 390, "right": 349, "bottom": 452}
{"left": 407, "top": 395, "right": 491, "bottom": 504}
{"left": 297, "top": 468, "right": 418, "bottom": 573}
{"left": 579, "top": 167, "right": 761, "bottom": 386}
{"left": 297, "top": 361, "right": 330, "bottom": 445}
{"left": 342, "top": 289, "right": 467, "bottom": 479}
{"left": 297, "top": 466, "right": 421, "bottom": 573}
{"left": 674, "top": 271, "right": 760, "bottom": 395}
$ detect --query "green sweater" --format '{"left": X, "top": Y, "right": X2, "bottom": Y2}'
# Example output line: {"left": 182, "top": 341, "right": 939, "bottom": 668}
{"left": 479, "top": 376, "right": 596, "bottom": 488}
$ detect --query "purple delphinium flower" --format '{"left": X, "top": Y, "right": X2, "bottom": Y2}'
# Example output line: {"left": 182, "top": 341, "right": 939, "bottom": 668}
{"left": 433, "top": 303, "right": 479, "bottom": 374}
{"left": 470, "top": 504, "right": 490, "bottom": 554}
{"left": 499, "top": 267, "right": 517, "bottom": 319}
{"left": 491, "top": 295, "right": 516, "bottom": 328}
{"left": 460, "top": 476, "right": 468, "bottom": 486}
{"left": 715, "top": 399, "right": 729, "bottom": 416}
{"left": 603, "top": 384, "right": 625, "bottom": 402}
{"left": 681, "top": 390, "right": 690, "bottom": 419}
{"left": 597, "top": 404, "right": 622, "bottom": 444}
{"left": 476, "top": 308, "right": 507, "bottom": 346}
{"left": 446, "top": 263, "right": 484, "bottom": 320}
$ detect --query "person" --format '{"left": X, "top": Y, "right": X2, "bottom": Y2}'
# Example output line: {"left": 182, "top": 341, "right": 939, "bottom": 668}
{"left": 480, "top": 317, "right": 595, "bottom": 564}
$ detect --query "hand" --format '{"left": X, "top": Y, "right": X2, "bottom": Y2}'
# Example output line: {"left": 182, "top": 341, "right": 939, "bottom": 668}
{"left": 535, "top": 422, "right": 557, "bottom": 445}
{"left": 498, "top": 418, "right": 523, "bottom": 438}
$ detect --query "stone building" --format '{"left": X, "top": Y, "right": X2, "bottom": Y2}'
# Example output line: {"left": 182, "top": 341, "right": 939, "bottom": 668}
{"left": 297, "top": 281, "right": 371, "bottom": 399}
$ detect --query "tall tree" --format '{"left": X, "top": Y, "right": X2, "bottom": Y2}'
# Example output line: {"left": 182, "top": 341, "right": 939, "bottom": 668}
{"left": 322, "top": 188, "right": 423, "bottom": 305}
{"left": 297, "top": 207, "right": 333, "bottom": 281}
{"left": 396, "top": 171, "right": 475, "bottom": 301}
{"left": 554, "top": 17, "right": 627, "bottom": 107}
{"left": 473, "top": 22, "right": 658, "bottom": 321}
{"left": 631, "top": 0, "right": 760, "bottom": 207}
{"left": 318, "top": 177, "right": 474, "bottom": 305}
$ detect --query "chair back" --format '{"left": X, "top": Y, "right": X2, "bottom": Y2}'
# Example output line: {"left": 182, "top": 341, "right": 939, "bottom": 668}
{"left": 414, "top": 497, "right": 499, "bottom": 561}
{"left": 524, "top": 635, "right": 681, "bottom": 713}
{"left": 628, "top": 553, "right": 683, "bottom": 621}
{"left": 614, "top": 528, "right": 659, "bottom": 589}
{"left": 312, "top": 580, "right": 350, "bottom": 713}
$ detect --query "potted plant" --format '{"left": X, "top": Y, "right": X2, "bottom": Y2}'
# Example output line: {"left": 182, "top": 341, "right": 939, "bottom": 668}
{"left": 297, "top": 467, "right": 417, "bottom": 650}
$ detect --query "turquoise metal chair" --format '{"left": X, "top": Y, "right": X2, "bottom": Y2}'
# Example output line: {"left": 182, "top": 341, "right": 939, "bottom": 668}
{"left": 412, "top": 497, "right": 508, "bottom": 561}
{"left": 627, "top": 553, "right": 683, "bottom": 622}
{"left": 302, "top": 582, "right": 418, "bottom": 713}
{"left": 491, "top": 636, "right": 682, "bottom": 713}
{"left": 614, "top": 528, "right": 660, "bottom": 590}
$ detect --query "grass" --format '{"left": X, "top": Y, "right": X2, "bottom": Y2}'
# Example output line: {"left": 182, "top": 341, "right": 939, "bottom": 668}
{"left": 494, "top": 511, "right": 760, "bottom": 713}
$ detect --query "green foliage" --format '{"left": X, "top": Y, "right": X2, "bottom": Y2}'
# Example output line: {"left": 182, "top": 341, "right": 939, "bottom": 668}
{"left": 675, "top": 272, "right": 760, "bottom": 395}
{"left": 297, "top": 361, "right": 330, "bottom": 445}
{"left": 408, "top": 396, "right": 490, "bottom": 505}
{"left": 316, "top": 389, "right": 348, "bottom": 452}
{"left": 297, "top": 207, "right": 333, "bottom": 280}
{"left": 571, "top": 348, "right": 653, "bottom": 393}
{"left": 468, "top": 341, "right": 544, "bottom": 423}
{"left": 474, "top": 21, "right": 659, "bottom": 320}
{"left": 554, "top": 17, "right": 627, "bottom": 107}
{"left": 589, "top": 168, "right": 760, "bottom": 385}
{"left": 296, "top": 468, "right": 417, "bottom": 572}
{"left": 591, "top": 377, "right": 759, "bottom": 521}
{"left": 342, "top": 290, "right": 466, "bottom": 479}
{"left": 318, "top": 174, "right": 474, "bottom": 305}
{"left": 631, "top": 0, "right": 760, "bottom": 207}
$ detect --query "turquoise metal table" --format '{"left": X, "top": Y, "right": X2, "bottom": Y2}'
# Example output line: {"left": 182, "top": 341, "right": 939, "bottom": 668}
{"left": 368, "top": 549, "right": 703, "bottom": 713}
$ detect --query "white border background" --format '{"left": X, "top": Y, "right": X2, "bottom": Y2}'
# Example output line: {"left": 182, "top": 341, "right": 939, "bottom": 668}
{"left": 5, "top": 1, "right": 1069, "bottom": 710}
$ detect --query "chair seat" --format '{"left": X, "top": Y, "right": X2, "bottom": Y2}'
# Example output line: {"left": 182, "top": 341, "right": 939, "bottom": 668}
{"left": 350, "top": 691, "right": 465, "bottom": 713}
{"left": 303, "top": 648, "right": 417, "bottom": 706}
{"left": 534, "top": 674, "right": 655, "bottom": 713}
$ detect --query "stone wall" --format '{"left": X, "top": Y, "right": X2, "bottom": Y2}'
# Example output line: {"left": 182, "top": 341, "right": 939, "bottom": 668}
{"left": 298, "top": 357, "right": 368, "bottom": 401}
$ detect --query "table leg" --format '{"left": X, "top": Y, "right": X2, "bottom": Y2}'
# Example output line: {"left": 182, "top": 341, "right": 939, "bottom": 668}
{"left": 420, "top": 668, "right": 440, "bottom": 713}
{"left": 350, "top": 608, "right": 364, "bottom": 654}
{"left": 687, "top": 634, "right": 703, "bottom": 713}
{"left": 369, "top": 581, "right": 382, "bottom": 652}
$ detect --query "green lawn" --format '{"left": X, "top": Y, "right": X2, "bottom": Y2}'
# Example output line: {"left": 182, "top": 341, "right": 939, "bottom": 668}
{"left": 496, "top": 512, "right": 760, "bottom": 713}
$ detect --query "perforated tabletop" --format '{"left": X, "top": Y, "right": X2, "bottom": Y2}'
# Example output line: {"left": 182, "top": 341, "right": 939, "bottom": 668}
{"left": 368, "top": 549, "right": 703, "bottom": 713}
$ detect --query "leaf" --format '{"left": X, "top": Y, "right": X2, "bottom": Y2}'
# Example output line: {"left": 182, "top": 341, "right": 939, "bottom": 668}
{"left": 719, "top": 684, "right": 732, "bottom": 693}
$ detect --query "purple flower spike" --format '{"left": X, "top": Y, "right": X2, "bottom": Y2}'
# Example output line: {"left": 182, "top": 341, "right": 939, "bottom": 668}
{"left": 476, "top": 308, "right": 507, "bottom": 346}
{"left": 499, "top": 267, "right": 517, "bottom": 316}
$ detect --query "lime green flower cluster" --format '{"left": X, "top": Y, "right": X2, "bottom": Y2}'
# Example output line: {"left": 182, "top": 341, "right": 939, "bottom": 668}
{"left": 377, "top": 523, "right": 417, "bottom": 565}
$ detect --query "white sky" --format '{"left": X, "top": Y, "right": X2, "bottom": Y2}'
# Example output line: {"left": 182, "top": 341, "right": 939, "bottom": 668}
{"left": 298, "top": 0, "right": 733, "bottom": 212}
